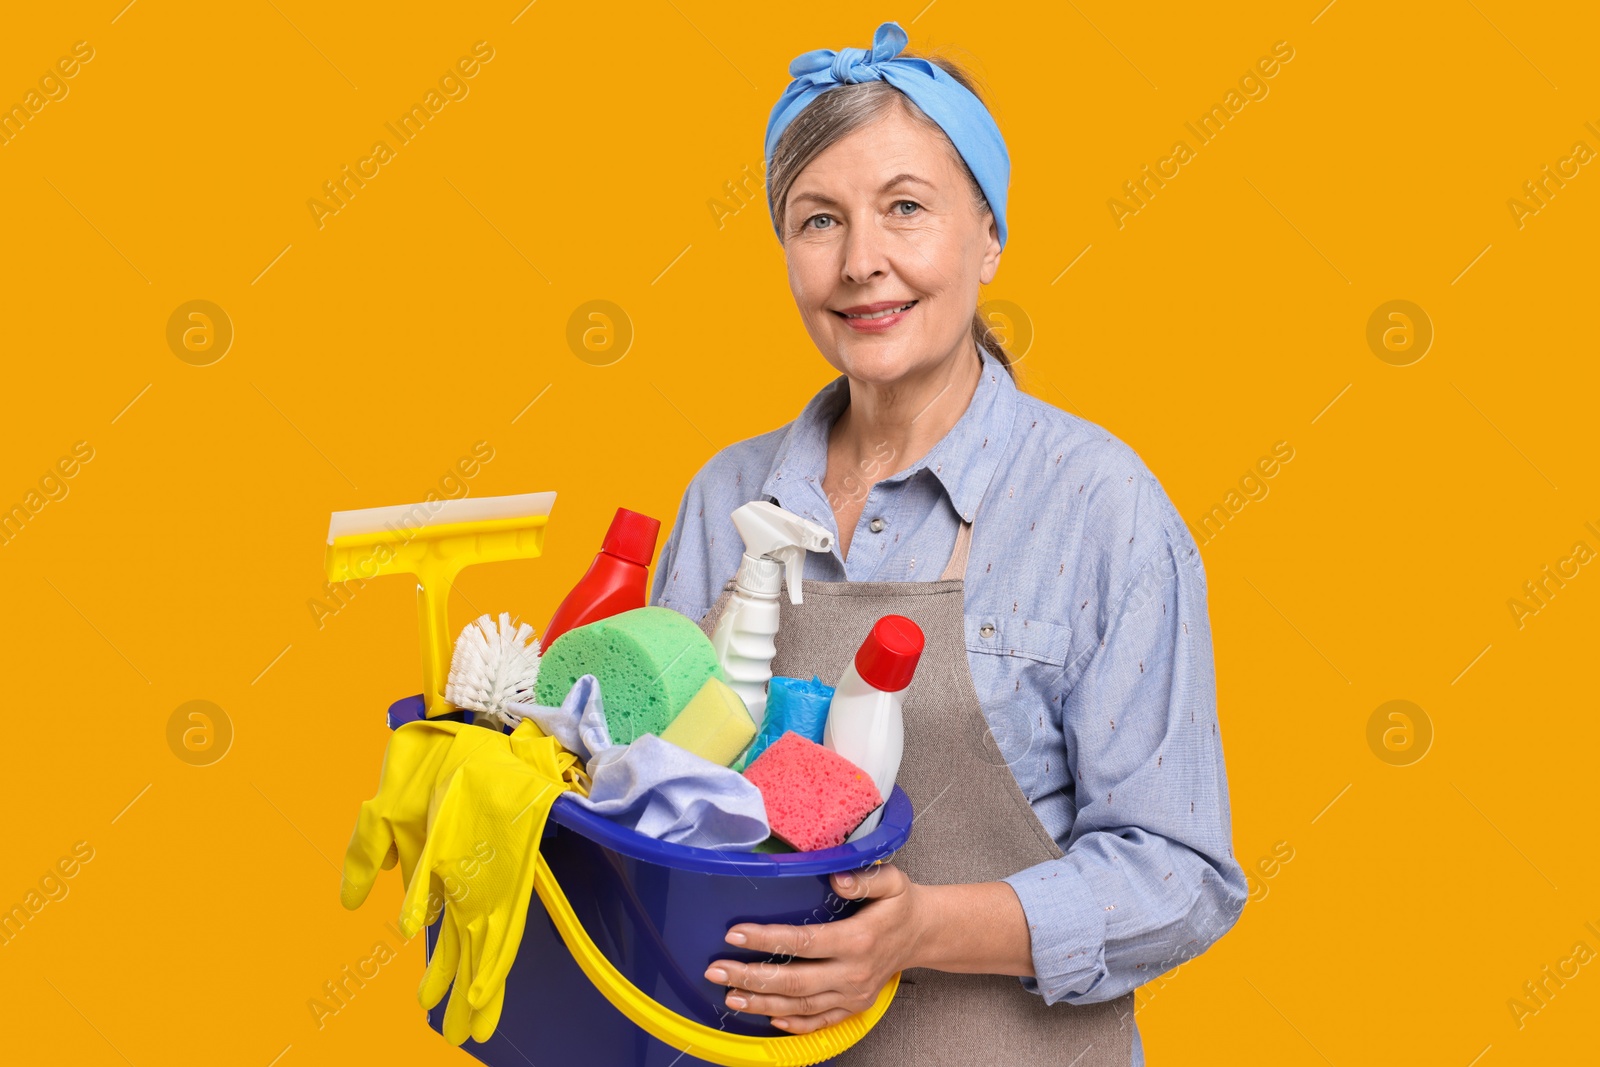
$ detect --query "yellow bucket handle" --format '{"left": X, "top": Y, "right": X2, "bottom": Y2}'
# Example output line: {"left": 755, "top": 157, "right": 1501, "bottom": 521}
{"left": 532, "top": 851, "right": 899, "bottom": 1067}
{"left": 512, "top": 721, "right": 899, "bottom": 1066}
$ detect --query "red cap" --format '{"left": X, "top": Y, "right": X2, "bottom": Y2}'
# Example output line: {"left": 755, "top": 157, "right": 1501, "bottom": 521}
{"left": 854, "top": 614, "right": 924, "bottom": 693}
{"left": 601, "top": 507, "right": 661, "bottom": 567}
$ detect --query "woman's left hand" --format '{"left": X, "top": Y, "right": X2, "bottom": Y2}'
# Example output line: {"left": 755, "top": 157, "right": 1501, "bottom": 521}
{"left": 703, "top": 861, "right": 927, "bottom": 1034}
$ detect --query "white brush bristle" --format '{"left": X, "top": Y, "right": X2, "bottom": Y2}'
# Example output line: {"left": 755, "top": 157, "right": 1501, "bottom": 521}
{"left": 445, "top": 612, "right": 541, "bottom": 726}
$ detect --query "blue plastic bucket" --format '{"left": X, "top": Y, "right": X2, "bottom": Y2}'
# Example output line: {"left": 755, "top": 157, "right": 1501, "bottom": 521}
{"left": 384, "top": 695, "right": 914, "bottom": 1066}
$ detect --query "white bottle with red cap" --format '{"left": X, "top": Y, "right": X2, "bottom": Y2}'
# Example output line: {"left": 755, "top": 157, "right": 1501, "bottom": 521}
{"left": 823, "top": 614, "right": 925, "bottom": 841}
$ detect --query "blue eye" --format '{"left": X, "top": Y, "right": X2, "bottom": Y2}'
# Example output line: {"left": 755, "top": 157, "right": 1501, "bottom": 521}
{"left": 892, "top": 200, "right": 921, "bottom": 215}
{"left": 804, "top": 214, "right": 834, "bottom": 231}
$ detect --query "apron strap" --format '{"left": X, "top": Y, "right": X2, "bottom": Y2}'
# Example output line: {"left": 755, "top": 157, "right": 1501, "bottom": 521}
{"left": 938, "top": 518, "right": 973, "bottom": 582}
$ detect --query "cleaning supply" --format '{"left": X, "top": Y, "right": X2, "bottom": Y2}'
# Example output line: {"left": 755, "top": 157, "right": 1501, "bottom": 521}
{"left": 587, "top": 735, "right": 770, "bottom": 849}
{"left": 823, "top": 614, "right": 925, "bottom": 841}
{"left": 340, "top": 719, "right": 510, "bottom": 910}
{"left": 325, "top": 491, "right": 556, "bottom": 719}
{"left": 543, "top": 506, "right": 660, "bottom": 649}
{"left": 423, "top": 883, "right": 504, "bottom": 1044}
{"left": 741, "top": 674, "right": 834, "bottom": 769}
{"left": 359, "top": 697, "right": 911, "bottom": 1064}
{"left": 743, "top": 731, "right": 883, "bottom": 852}
{"left": 710, "top": 501, "right": 833, "bottom": 727}
{"left": 344, "top": 716, "right": 590, "bottom": 1045}
{"left": 534, "top": 606, "right": 722, "bottom": 744}
{"left": 660, "top": 677, "right": 758, "bottom": 767}
{"left": 751, "top": 836, "right": 797, "bottom": 853}
{"left": 444, "top": 612, "right": 541, "bottom": 726}
{"left": 400, "top": 718, "right": 584, "bottom": 1045}
{"left": 508, "top": 673, "right": 769, "bottom": 848}
{"left": 335, "top": 487, "right": 913, "bottom": 1063}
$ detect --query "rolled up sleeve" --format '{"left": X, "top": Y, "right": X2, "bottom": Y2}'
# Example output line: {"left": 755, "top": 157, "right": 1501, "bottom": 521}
{"left": 1001, "top": 520, "right": 1247, "bottom": 1005}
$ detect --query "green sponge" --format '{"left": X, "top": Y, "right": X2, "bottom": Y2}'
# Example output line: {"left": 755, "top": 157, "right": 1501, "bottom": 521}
{"left": 661, "top": 677, "right": 757, "bottom": 766}
{"left": 534, "top": 606, "right": 724, "bottom": 744}
{"left": 750, "top": 835, "right": 796, "bottom": 854}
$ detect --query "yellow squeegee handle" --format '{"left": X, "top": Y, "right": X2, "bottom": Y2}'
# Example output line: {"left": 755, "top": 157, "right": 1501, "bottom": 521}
{"left": 325, "top": 515, "right": 549, "bottom": 719}
{"left": 505, "top": 720, "right": 899, "bottom": 1066}
{"left": 532, "top": 851, "right": 899, "bottom": 1067}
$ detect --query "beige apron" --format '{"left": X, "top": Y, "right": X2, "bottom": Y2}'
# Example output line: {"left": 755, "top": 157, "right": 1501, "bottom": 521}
{"left": 697, "top": 514, "right": 1135, "bottom": 1066}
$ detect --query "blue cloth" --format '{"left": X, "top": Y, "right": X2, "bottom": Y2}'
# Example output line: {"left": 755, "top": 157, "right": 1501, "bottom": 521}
{"left": 744, "top": 674, "right": 834, "bottom": 767}
{"left": 652, "top": 348, "right": 1249, "bottom": 1065}
{"left": 505, "top": 674, "right": 770, "bottom": 851}
{"left": 764, "top": 20, "right": 1010, "bottom": 249}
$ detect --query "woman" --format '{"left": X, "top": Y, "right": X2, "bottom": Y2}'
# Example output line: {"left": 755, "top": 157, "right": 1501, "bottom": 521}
{"left": 651, "top": 22, "right": 1246, "bottom": 1066}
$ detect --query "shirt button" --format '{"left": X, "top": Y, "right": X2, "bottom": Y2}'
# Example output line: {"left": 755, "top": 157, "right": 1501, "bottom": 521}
{"left": 868, "top": 517, "right": 886, "bottom": 533}
{"left": 979, "top": 623, "right": 996, "bottom": 638}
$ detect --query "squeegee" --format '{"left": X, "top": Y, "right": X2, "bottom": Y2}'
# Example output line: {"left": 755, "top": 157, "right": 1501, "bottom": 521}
{"left": 325, "top": 491, "right": 556, "bottom": 719}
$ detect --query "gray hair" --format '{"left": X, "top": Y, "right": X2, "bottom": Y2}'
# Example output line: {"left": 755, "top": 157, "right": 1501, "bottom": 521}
{"left": 765, "top": 53, "right": 1015, "bottom": 380}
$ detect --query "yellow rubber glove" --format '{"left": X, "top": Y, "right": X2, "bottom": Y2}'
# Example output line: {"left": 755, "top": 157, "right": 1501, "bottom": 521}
{"left": 399, "top": 719, "right": 578, "bottom": 1045}
{"left": 341, "top": 720, "right": 507, "bottom": 910}
{"left": 509, "top": 716, "right": 591, "bottom": 794}
{"left": 423, "top": 883, "right": 509, "bottom": 1042}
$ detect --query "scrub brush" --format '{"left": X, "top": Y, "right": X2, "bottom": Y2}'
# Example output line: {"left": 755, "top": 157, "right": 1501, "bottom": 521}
{"left": 445, "top": 612, "right": 541, "bottom": 726}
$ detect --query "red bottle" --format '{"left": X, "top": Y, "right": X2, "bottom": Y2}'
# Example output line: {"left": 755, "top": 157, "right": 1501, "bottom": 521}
{"left": 542, "top": 507, "right": 661, "bottom": 650}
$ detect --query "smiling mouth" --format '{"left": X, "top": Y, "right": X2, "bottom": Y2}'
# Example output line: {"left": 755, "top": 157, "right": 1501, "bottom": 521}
{"left": 834, "top": 301, "right": 918, "bottom": 320}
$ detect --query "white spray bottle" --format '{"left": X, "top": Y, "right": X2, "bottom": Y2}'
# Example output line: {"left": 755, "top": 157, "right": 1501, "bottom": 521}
{"left": 711, "top": 501, "right": 834, "bottom": 728}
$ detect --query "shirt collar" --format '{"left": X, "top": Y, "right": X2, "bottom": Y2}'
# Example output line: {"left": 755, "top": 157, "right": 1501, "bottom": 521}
{"left": 760, "top": 347, "right": 1018, "bottom": 526}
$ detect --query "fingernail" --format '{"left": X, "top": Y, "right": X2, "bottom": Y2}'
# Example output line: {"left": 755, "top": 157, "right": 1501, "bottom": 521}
{"left": 772, "top": 1018, "right": 790, "bottom": 1030}
{"left": 838, "top": 872, "right": 855, "bottom": 887}
{"left": 705, "top": 967, "right": 728, "bottom": 983}
{"left": 727, "top": 993, "right": 748, "bottom": 1009}
{"left": 726, "top": 930, "right": 747, "bottom": 945}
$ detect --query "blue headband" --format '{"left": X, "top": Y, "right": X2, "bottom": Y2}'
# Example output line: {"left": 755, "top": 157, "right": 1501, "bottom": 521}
{"left": 764, "top": 21, "right": 1010, "bottom": 248}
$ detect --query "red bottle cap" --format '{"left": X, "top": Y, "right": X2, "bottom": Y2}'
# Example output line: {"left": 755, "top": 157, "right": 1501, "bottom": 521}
{"left": 601, "top": 507, "right": 661, "bottom": 567}
{"left": 854, "top": 614, "right": 924, "bottom": 693}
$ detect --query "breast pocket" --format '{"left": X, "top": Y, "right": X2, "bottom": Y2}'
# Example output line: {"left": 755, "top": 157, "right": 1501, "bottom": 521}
{"left": 964, "top": 615, "right": 1072, "bottom": 666}
{"left": 959, "top": 613, "right": 1073, "bottom": 814}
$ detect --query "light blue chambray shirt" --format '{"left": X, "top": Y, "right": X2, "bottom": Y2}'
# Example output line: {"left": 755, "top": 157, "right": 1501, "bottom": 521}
{"left": 651, "top": 348, "right": 1248, "bottom": 1065}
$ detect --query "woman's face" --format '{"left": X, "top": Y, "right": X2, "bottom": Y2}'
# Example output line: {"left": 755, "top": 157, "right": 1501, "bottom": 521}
{"left": 781, "top": 105, "right": 1002, "bottom": 387}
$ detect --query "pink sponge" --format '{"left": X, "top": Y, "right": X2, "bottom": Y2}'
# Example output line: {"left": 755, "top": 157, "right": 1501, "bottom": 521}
{"left": 743, "top": 731, "right": 884, "bottom": 851}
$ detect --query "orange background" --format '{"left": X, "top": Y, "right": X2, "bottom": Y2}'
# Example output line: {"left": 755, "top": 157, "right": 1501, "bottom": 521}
{"left": 2, "top": 2, "right": 1596, "bottom": 1064}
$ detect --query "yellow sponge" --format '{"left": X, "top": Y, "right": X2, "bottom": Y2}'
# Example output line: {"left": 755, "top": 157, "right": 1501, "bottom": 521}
{"left": 660, "top": 677, "right": 757, "bottom": 767}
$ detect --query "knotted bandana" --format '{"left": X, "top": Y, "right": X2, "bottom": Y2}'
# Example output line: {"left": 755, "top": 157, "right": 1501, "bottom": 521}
{"left": 764, "top": 20, "right": 1010, "bottom": 248}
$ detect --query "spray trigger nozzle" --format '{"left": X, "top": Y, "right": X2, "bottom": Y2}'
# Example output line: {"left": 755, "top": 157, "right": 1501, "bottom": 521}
{"left": 729, "top": 501, "right": 833, "bottom": 604}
